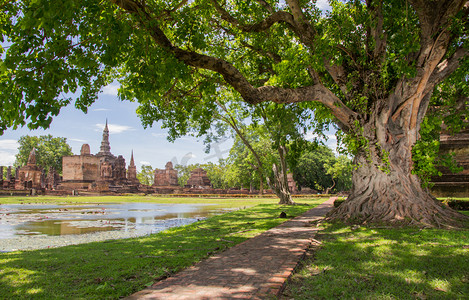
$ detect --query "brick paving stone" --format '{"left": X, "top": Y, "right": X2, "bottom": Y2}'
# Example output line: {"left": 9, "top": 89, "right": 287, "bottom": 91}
{"left": 124, "top": 197, "right": 336, "bottom": 300}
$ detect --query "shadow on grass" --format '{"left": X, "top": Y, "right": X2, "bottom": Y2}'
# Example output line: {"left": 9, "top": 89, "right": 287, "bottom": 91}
{"left": 0, "top": 203, "right": 316, "bottom": 299}
{"left": 283, "top": 224, "right": 469, "bottom": 299}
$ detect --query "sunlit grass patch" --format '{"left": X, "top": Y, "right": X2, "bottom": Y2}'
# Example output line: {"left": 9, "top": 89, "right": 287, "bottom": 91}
{"left": 283, "top": 223, "right": 469, "bottom": 299}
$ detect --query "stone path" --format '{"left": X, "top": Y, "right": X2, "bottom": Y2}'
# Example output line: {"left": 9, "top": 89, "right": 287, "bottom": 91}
{"left": 125, "top": 197, "right": 336, "bottom": 300}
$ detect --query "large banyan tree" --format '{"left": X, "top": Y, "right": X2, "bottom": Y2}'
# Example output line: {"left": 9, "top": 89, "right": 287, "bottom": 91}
{"left": 0, "top": 0, "right": 468, "bottom": 226}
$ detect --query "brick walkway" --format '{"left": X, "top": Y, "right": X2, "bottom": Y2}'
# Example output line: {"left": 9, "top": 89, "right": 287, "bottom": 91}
{"left": 125, "top": 197, "right": 336, "bottom": 300}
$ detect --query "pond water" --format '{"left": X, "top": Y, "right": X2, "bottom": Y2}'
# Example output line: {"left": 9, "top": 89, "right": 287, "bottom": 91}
{"left": 0, "top": 203, "right": 232, "bottom": 239}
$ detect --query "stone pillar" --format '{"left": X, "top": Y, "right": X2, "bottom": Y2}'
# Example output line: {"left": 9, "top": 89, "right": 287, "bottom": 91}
{"left": 6, "top": 166, "right": 11, "bottom": 181}
{"left": 0, "top": 166, "right": 3, "bottom": 188}
{"left": 41, "top": 169, "right": 46, "bottom": 189}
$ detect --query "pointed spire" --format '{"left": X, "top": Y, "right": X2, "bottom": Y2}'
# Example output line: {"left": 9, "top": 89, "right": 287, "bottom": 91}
{"left": 97, "top": 119, "right": 112, "bottom": 157}
{"left": 130, "top": 150, "right": 135, "bottom": 167}
{"left": 27, "top": 148, "right": 37, "bottom": 165}
{"left": 127, "top": 150, "right": 138, "bottom": 182}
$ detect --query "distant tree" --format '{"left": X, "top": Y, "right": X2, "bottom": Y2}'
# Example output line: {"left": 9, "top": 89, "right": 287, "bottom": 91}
{"left": 325, "top": 155, "right": 353, "bottom": 193}
{"left": 224, "top": 131, "right": 277, "bottom": 191}
{"left": 211, "top": 96, "right": 269, "bottom": 194}
{"left": 174, "top": 164, "right": 198, "bottom": 187}
{"left": 293, "top": 145, "right": 353, "bottom": 193}
{"left": 14, "top": 135, "right": 72, "bottom": 174}
{"left": 200, "top": 161, "right": 229, "bottom": 189}
{"left": 137, "top": 165, "right": 154, "bottom": 186}
{"left": 294, "top": 145, "right": 336, "bottom": 192}
{"left": 256, "top": 102, "right": 314, "bottom": 204}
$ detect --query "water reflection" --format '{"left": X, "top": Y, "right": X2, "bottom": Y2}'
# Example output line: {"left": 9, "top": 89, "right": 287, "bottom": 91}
{"left": 0, "top": 203, "right": 231, "bottom": 238}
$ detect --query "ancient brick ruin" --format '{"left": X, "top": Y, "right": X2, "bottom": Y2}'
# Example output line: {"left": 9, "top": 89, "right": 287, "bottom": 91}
{"left": 431, "top": 126, "right": 469, "bottom": 197}
{"left": 185, "top": 168, "right": 211, "bottom": 188}
{"left": 127, "top": 151, "right": 139, "bottom": 185}
{"left": 15, "top": 148, "right": 43, "bottom": 190}
{"left": 153, "top": 162, "right": 179, "bottom": 187}
{"left": 59, "top": 120, "right": 138, "bottom": 193}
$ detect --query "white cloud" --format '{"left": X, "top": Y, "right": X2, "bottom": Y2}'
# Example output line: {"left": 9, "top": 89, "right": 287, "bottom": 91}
{"left": 92, "top": 108, "right": 111, "bottom": 112}
{"left": 0, "top": 151, "right": 16, "bottom": 166}
{"left": 70, "top": 138, "right": 87, "bottom": 143}
{"left": 0, "top": 139, "right": 19, "bottom": 150}
{"left": 0, "top": 140, "right": 19, "bottom": 166}
{"left": 102, "top": 84, "right": 119, "bottom": 96}
{"left": 140, "top": 161, "right": 151, "bottom": 165}
{"left": 95, "top": 123, "right": 134, "bottom": 134}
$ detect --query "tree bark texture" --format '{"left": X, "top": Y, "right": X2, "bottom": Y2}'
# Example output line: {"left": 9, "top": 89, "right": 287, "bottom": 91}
{"left": 327, "top": 112, "right": 468, "bottom": 227}
{"left": 268, "top": 146, "right": 295, "bottom": 205}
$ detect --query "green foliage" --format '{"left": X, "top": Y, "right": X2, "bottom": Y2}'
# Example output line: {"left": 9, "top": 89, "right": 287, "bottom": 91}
{"left": 0, "top": 0, "right": 125, "bottom": 134}
{"left": 1, "top": 166, "right": 15, "bottom": 179}
{"left": 293, "top": 145, "right": 335, "bottom": 192}
{"left": 14, "top": 134, "right": 73, "bottom": 174}
{"left": 137, "top": 165, "right": 154, "bottom": 186}
{"left": 224, "top": 131, "right": 276, "bottom": 190}
{"left": 325, "top": 155, "right": 353, "bottom": 192}
{"left": 293, "top": 144, "right": 352, "bottom": 193}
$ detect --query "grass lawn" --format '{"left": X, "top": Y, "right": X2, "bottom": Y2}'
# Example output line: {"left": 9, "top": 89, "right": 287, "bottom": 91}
{"left": 282, "top": 223, "right": 469, "bottom": 299}
{"left": 0, "top": 197, "right": 326, "bottom": 299}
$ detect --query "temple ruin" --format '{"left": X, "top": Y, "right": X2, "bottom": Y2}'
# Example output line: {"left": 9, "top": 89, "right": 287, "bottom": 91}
{"left": 185, "top": 168, "right": 211, "bottom": 188}
{"left": 431, "top": 126, "right": 469, "bottom": 197}
{"left": 59, "top": 120, "right": 138, "bottom": 192}
{"left": 15, "top": 148, "right": 43, "bottom": 190}
{"left": 153, "top": 162, "right": 179, "bottom": 187}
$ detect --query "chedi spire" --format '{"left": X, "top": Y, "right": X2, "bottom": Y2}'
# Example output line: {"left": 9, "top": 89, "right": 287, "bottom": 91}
{"left": 130, "top": 150, "right": 135, "bottom": 167}
{"left": 97, "top": 119, "right": 112, "bottom": 157}
{"left": 27, "top": 148, "right": 37, "bottom": 165}
{"left": 127, "top": 150, "right": 139, "bottom": 184}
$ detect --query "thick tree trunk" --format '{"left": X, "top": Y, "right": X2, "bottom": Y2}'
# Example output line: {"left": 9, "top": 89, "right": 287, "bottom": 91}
{"left": 268, "top": 163, "right": 294, "bottom": 204}
{"left": 268, "top": 146, "right": 295, "bottom": 205}
{"left": 327, "top": 120, "right": 468, "bottom": 228}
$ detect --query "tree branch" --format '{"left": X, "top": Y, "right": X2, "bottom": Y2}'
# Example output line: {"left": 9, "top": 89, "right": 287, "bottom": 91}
{"left": 255, "top": 0, "right": 274, "bottom": 13}
{"left": 210, "top": 0, "right": 295, "bottom": 33}
{"left": 285, "top": 0, "right": 316, "bottom": 45}
{"left": 426, "top": 47, "right": 469, "bottom": 90}
{"left": 240, "top": 41, "right": 282, "bottom": 63}
{"left": 368, "top": 0, "right": 387, "bottom": 61}
{"left": 110, "top": 0, "right": 356, "bottom": 128}
{"left": 323, "top": 59, "right": 350, "bottom": 98}
{"left": 156, "top": 0, "right": 189, "bottom": 21}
